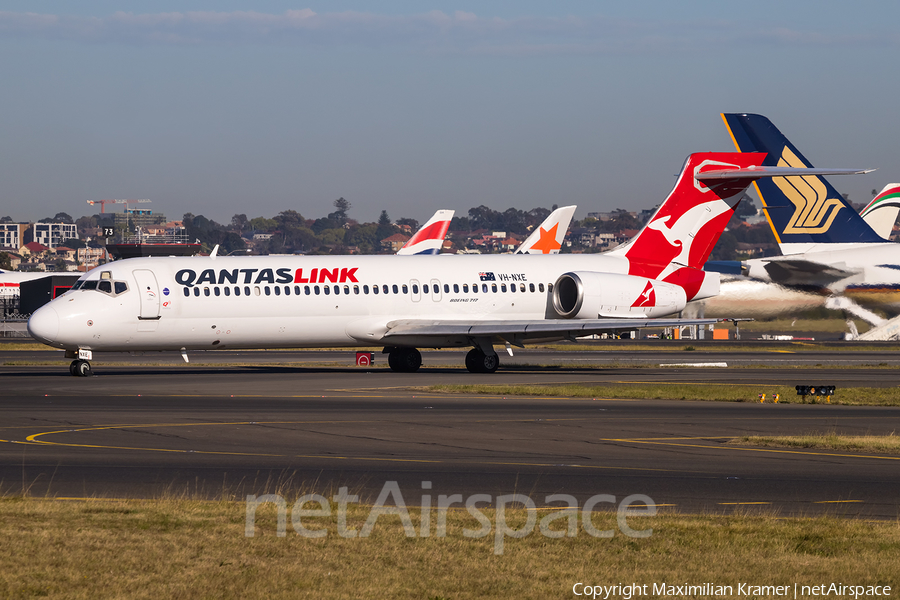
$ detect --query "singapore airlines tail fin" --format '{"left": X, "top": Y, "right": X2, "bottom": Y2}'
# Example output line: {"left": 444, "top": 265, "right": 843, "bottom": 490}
{"left": 607, "top": 151, "right": 871, "bottom": 300}
{"left": 860, "top": 183, "right": 900, "bottom": 240}
{"left": 396, "top": 209, "right": 454, "bottom": 255}
{"left": 721, "top": 112, "right": 882, "bottom": 253}
{"left": 515, "top": 205, "right": 576, "bottom": 254}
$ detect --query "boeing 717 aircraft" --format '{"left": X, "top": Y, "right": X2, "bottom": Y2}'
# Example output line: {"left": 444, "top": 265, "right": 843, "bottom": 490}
{"left": 28, "top": 152, "right": 865, "bottom": 376}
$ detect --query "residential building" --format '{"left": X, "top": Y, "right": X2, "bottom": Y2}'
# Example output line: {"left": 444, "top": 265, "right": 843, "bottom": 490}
{"left": 0, "top": 223, "right": 30, "bottom": 249}
{"left": 33, "top": 222, "right": 78, "bottom": 249}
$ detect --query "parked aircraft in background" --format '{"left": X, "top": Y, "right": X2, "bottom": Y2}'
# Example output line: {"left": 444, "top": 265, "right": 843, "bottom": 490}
{"left": 716, "top": 114, "right": 900, "bottom": 322}
{"left": 515, "top": 206, "right": 577, "bottom": 254}
{"left": 860, "top": 184, "right": 900, "bottom": 240}
{"left": 29, "top": 151, "right": 864, "bottom": 376}
{"left": 397, "top": 210, "right": 454, "bottom": 255}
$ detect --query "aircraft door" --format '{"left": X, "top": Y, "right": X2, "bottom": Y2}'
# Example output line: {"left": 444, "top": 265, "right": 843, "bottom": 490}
{"left": 133, "top": 269, "right": 161, "bottom": 331}
{"left": 430, "top": 279, "right": 442, "bottom": 302}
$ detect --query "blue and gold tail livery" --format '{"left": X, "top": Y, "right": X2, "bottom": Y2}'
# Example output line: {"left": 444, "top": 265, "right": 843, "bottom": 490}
{"left": 721, "top": 113, "right": 884, "bottom": 248}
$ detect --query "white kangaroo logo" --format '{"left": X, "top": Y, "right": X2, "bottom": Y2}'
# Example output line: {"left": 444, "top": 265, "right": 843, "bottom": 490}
{"left": 646, "top": 200, "right": 731, "bottom": 267}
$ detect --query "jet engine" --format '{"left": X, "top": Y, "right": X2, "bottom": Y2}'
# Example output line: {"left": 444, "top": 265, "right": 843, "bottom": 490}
{"left": 551, "top": 271, "right": 687, "bottom": 319}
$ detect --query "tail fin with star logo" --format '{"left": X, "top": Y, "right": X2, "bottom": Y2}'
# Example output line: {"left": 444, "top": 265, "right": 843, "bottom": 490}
{"left": 515, "top": 205, "right": 576, "bottom": 254}
{"left": 722, "top": 113, "right": 884, "bottom": 254}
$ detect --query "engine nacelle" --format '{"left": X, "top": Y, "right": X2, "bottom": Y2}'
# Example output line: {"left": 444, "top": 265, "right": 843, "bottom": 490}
{"left": 551, "top": 271, "right": 687, "bottom": 319}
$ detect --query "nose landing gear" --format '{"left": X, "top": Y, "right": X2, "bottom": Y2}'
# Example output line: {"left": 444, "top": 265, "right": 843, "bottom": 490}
{"left": 69, "top": 360, "right": 93, "bottom": 377}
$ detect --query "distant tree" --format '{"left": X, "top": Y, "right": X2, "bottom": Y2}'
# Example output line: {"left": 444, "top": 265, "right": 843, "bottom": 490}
{"left": 0, "top": 252, "right": 11, "bottom": 270}
{"left": 345, "top": 223, "right": 378, "bottom": 253}
{"left": 231, "top": 213, "right": 249, "bottom": 233}
{"left": 376, "top": 210, "right": 394, "bottom": 241}
{"left": 0, "top": 216, "right": 12, "bottom": 223}
{"left": 467, "top": 205, "right": 499, "bottom": 231}
{"left": 709, "top": 231, "right": 738, "bottom": 261}
{"left": 249, "top": 216, "right": 277, "bottom": 232}
{"left": 732, "top": 194, "right": 757, "bottom": 222}
{"left": 449, "top": 215, "right": 471, "bottom": 232}
{"left": 332, "top": 197, "right": 351, "bottom": 226}
{"left": 38, "top": 212, "right": 74, "bottom": 224}
{"left": 75, "top": 215, "right": 99, "bottom": 238}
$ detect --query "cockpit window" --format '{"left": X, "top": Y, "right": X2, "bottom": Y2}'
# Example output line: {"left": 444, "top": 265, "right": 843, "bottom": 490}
{"left": 73, "top": 278, "right": 129, "bottom": 297}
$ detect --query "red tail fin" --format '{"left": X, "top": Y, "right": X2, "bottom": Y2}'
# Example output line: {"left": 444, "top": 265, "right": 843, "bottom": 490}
{"left": 609, "top": 152, "right": 766, "bottom": 277}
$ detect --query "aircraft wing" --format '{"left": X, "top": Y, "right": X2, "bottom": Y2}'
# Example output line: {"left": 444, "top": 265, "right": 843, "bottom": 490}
{"left": 761, "top": 259, "right": 857, "bottom": 287}
{"left": 380, "top": 317, "right": 721, "bottom": 345}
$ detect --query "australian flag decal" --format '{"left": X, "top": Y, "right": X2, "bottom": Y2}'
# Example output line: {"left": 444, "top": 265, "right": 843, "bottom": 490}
{"left": 479, "top": 272, "right": 496, "bottom": 281}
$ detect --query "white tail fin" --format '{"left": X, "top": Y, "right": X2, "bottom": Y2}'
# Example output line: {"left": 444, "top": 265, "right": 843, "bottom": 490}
{"left": 515, "top": 205, "right": 576, "bottom": 254}
{"left": 860, "top": 184, "right": 900, "bottom": 240}
{"left": 396, "top": 209, "right": 454, "bottom": 255}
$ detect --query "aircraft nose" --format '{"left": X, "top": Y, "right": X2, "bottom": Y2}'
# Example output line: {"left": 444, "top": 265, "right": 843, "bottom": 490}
{"left": 28, "top": 305, "right": 59, "bottom": 344}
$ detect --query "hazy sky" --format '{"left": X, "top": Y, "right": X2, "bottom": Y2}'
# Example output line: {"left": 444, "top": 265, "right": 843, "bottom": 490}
{"left": 1, "top": 1, "right": 898, "bottom": 225}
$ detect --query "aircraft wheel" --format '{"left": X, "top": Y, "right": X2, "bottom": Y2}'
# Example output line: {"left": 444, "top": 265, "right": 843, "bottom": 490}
{"left": 69, "top": 360, "right": 78, "bottom": 376}
{"left": 465, "top": 349, "right": 481, "bottom": 372}
{"left": 388, "top": 348, "right": 421, "bottom": 372}
{"left": 72, "top": 360, "right": 93, "bottom": 377}
{"left": 465, "top": 349, "right": 499, "bottom": 373}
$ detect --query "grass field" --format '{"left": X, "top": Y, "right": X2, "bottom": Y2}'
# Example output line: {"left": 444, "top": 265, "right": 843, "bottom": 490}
{"left": 426, "top": 383, "right": 900, "bottom": 406}
{"left": 0, "top": 497, "right": 898, "bottom": 599}
{"left": 733, "top": 433, "right": 900, "bottom": 454}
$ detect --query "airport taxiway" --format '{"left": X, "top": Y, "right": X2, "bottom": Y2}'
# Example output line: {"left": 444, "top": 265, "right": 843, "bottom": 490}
{"left": 1, "top": 345, "right": 899, "bottom": 517}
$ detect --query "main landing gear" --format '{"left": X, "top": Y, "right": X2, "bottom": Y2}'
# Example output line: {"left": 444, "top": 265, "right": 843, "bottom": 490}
{"left": 384, "top": 346, "right": 501, "bottom": 373}
{"left": 69, "top": 360, "right": 93, "bottom": 377}
{"left": 465, "top": 348, "right": 499, "bottom": 373}
{"left": 387, "top": 347, "right": 422, "bottom": 372}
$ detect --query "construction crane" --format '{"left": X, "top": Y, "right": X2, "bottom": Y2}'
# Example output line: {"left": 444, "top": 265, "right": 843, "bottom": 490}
{"left": 87, "top": 199, "right": 151, "bottom": 214}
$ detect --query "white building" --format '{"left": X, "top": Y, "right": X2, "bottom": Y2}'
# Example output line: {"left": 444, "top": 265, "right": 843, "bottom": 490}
{"left": 0, "top": 223, "right": 29, "bottom": 249}
{"left": 33, "top": 222, "right": 78, "bottom": 249}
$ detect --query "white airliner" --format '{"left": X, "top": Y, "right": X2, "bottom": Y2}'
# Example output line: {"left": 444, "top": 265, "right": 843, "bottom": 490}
{"left": 28, "top": 152, "right": 862, "bottom": 376}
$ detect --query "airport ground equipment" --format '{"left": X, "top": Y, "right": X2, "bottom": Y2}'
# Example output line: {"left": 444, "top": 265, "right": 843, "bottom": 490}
{"left": 795, "top": 385, "right": 835, "bottom": 404}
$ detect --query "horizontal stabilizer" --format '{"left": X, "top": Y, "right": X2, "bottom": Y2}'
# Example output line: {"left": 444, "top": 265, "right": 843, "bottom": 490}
{"left": 697, "top": 166, "right": 873, "bottom": 180}
{"left": 761, "top": 259, "right": 855, "bottom": 287}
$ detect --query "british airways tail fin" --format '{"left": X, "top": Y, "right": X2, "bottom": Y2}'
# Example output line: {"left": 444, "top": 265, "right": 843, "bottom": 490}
{"left": 396, "top": 209, "right": 454, "bottom": 255}
{"left": 515, "top": 205, "right": 576, "bottom": 254}
{"left": 860, "top": 183, "right": 900, "bottom": 240}
{"left": 607, "top": 152, "right": 870, "bottom": 300}
{"left": 721, "top": 113, "right": 882, "bottom": 252}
